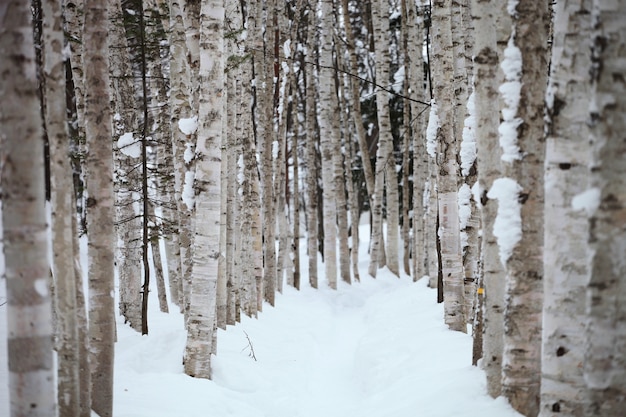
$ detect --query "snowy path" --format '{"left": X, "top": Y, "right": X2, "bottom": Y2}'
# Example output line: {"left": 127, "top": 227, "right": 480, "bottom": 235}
{"left": 114, "top": 270, "right": 521, "bottom": 417}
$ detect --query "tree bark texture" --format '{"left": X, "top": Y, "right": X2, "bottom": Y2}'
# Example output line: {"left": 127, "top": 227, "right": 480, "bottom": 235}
{"left": 1, "top": 2, "right": 55, "bottom": 416}
{"left": 583, "top": 1, "right": 626, "bottom": 415}
{"left": 183, "top": 0, "right": 224, "bottom": 379}
{"left": 540, "top": 0, "right": 591, "bottom": 415}
{"left": 83, "top": 0, "right": 117, "bottom": 414}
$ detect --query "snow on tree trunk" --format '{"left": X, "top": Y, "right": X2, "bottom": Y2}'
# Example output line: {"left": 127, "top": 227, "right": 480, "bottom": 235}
{"left": 539, "top": 1, "right": 591, "bottom": 415}
{"left": 497, "top": 1, "right": 549, "bottom": 415}
{"left": 582, "top": 1, "right": 626, "bottom": 415}
{"left": 1, "top": 2, "right": 55, "bottom": 416}
{"left": 471, "top": 0, "right": 507, "bottom": 397}
{"left": 168, "top": 0, "right": 195, "bottom": 317}
{"left": 183, "top": 0, "right": 224, "bottom": 379}
{"left": 83, "top": 0, "right": 116, "bottom": 414}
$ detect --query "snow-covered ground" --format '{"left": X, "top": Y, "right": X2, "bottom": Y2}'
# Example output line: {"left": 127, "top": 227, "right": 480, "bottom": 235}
{"left": 1, "top": 222, "right": 521, "bottom": 417}
{"left": 114, "top": 269, "right": 520, "bottom": 417}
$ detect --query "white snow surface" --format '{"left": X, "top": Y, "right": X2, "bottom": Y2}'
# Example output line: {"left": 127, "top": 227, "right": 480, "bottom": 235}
{"left": 178, "top": 116, "right": 198, "bottom": 136}
{"left": 117, "top": 132, "right": 141, "bottom": 159}
{"left": 498, "top": 36, "right": 523, "bottom": 163}
{"left": 112, "top": 248, "right": 521, "bottom": 417}
{"left": 0, "top": 218, "right": 522, "bottom": 417}
{"left": 426, "top": 100, "right": 439, "bottom": 158}
{"left": 487, "top": 178, "right": 523, "bottom": 266}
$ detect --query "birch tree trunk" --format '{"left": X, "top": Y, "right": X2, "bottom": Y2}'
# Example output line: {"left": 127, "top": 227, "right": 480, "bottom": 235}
{"left": 332, "top": 78, "right": 352, "bottom": 285}
{"left": 1, "top": 2, "right": 55, "bottom": 415}
{"left": 339, "top": 0, "right": 376, "bottom": 214}
{"left": 317, "top": 0, "right": 338, "bottom": 289}
{"left": 376, "top": 0, "right": 400, "bottom": 278}
{"left": 304, "top": 7, "right": 320, "bottom": 289}
{"left": 42, "top": 0, "right": 81, "bottom": 413}
{"left": 471, "top": 0, "right": 506, "bottom": 397}
{"left": 257, "top": 0, "right": 278, "bottom": 303}
{"left": 583, "top": 1, "right": 626, "bottom": 414}
{"left": 431, "top": 0, "right": 466, "bottom": 332}
{"left": 168, "top": 0, "right": 195, "bottom": 317}
{"left": 497, "top": 1, "right": 549, "bottom": 415}
{"left": 83, "top": 0, "right": 116, "bottom": 414}
{"left": 539, "top": 1, "right": 591, "bottom": 415}
{"left": 183, "top": 0, "right": 224, "bottom": 379}
{"left": 407, "top": 1, "right": 428, "bottom": 281}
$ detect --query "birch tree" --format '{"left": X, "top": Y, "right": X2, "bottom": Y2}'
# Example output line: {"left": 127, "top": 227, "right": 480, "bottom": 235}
{"left": 304, "top": 4, "right": 320, "bottom": 289}
{"left": 495, "top": 1, "right": 549, "bottom": 414}
{"left": 0, "top": 2, "right": 55, "bottom": 416}
{"left": 370, "top": 0, "right": 400, "bottom": 278}
{"left": 540, "top": 0, "right": 591, "bottom": 415}
{"left": 83, "top": 0, "right": 116, "bottom": 414}
{"left": 471, "top": 0, "right": 507, "bottom": 397}
{"left": 168, "top": 0, "right": 196, "bottom": 316}
{"left": 431, "top": 0, "right": 466, "bottom": 332}
{"left": 42, "top": 0, "right": 82, "bottom": 413}
{"left": 316, "top": 0, "right": 338, "bottom": 289}
{"left": 582, "top": 1, "right": 626, "bottom": 414}
{"left": 183, "top": 0, "right": 224, "bottom": 379}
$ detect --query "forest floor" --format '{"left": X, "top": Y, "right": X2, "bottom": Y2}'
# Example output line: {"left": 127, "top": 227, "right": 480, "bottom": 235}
{"left": 112, "top": 227, "right": 522, "bottom": 417}
{"left": 0, "top": 224, "right": 523, "bottom": 417}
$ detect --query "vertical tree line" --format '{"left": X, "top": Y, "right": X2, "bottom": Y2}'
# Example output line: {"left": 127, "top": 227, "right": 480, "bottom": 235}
{"left": 0, "top": 0, "right": 625, "bottom": 416}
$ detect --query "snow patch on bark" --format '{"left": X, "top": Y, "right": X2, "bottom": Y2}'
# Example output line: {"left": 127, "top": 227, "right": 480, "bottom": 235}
{"left": 471, "top": 181, "right": 482, "bottom": 209}
{"left": 458, "top": 184, "right": 472, "bottom": 230}
{"left": 507, "top": 0, "right": 519, "bottom": 17}
{"left": 34, "top": 278, "right": 49, "bottom": 297}
{"left": 458, "top": 184, "right": 472, "bottom": 250}
{"left": 392, "top": 65, "right": 405, "bottom": 94}
{"left": 572, "top": 187, "right": 601, "bottom": 217}
{"left": 184, "top": 143, "right": 195, "bottom": 164}
{"left": 487, "top": 178, "right": 522, "bottom": 265}
{"left": 460, "top": 92, "right": 476, "bottom": 177}
{"left": 178, "top": 116, "right": 198, "bottom": 135}
{"left": 498, "top": 35, "right": 523, "bottom": 163}
{"left": 117, "top": 132, "right": 141, "bottom": 158}
{"left": 426, "top": 100, "right": 439, "bottom": 158}
{"left": 183, "top": 171, "right": 195, "bottom": 210}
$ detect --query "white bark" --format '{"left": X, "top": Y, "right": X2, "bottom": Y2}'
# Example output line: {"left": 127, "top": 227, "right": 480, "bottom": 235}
{"left": 304, "top": 4, "right": 320, "bottom": 289}
{"left": 183, "top": 0, "right": 224, "bottom": 379}
{"left": 583, "top": 1, "right": 626, "bottom": 414}
{"left": 84, "top": 0, "right": 116, "bottom": 414}
{"left": 539, "top": 1, "right": 591, "bottom": 415}
{"left": 432, "top": 0, "right": 466, "bottom": 332}
{"left": 168, "top": 0, "right": 195, "bottom": 318}
{"left": 499, "top": 2, "right": 549, "bottom": 415}
{"left": 1, "top": 2, "right": 55, "bottom": 415}
{"left": 471, "top": 0, "right": 506, "bottom": 397}
{"left": 42, "top": 0, "right": 81, "bottom": 413}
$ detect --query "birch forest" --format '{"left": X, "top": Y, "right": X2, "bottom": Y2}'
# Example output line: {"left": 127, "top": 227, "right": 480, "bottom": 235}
{"left": 0, "top": 0, "right": 625, "bottom": 416}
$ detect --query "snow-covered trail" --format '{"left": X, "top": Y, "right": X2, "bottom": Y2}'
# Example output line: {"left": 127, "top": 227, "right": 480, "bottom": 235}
{"left": 114, "top": 269, "right": 521, "bottom": 417}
